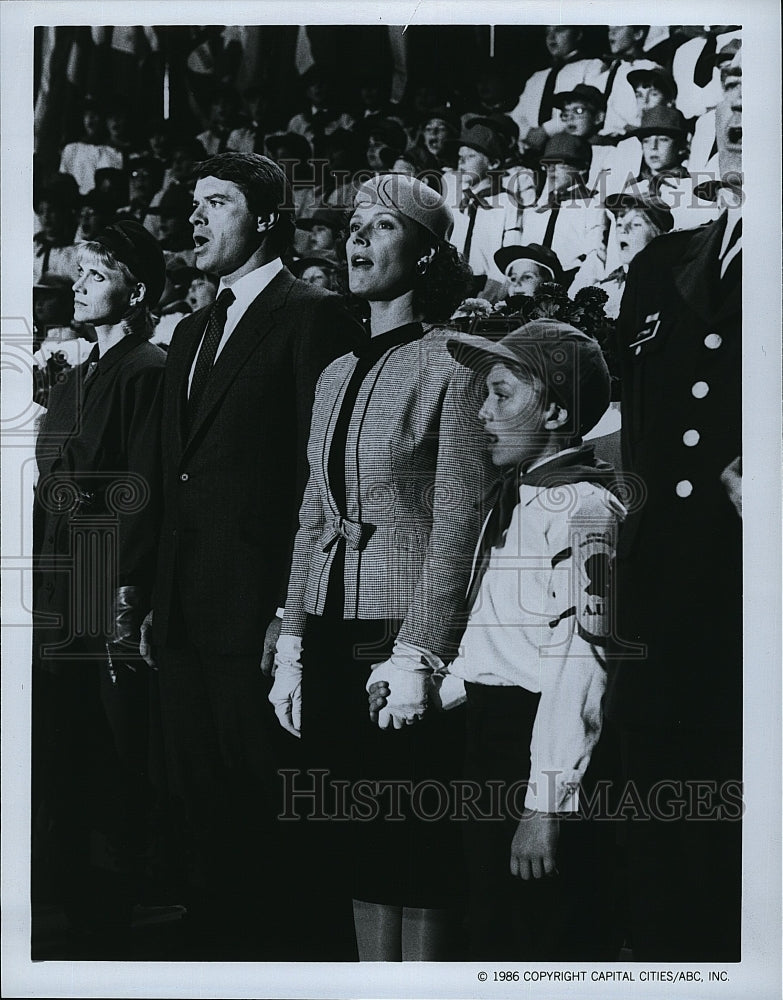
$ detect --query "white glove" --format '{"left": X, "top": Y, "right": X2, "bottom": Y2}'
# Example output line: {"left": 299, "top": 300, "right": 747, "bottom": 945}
{"left": 269, "top": 634, "right": 303, "bottom": 738}
{"left": 366, "top": 642, "right": 437, "bottom": 730}
{"left": 428, "top": 670, "right": 467, "bottom": 711}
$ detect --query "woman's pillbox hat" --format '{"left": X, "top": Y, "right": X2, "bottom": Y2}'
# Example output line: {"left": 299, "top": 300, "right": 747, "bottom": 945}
{"left": 354, "top": 173, "right": 454, "bottom": 242}
{"left": 447, "top": 319, "right": 611, "bottom": 438}
{"left": 92, "top": 220, "right": 167, "bottom": 308}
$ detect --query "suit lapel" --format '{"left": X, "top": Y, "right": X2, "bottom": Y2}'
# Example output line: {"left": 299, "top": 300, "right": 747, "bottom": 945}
{"left": 673, "top": 214, "right": 740, "bottom": 326}
{"left": 165, "top": 309, "right": 208, "bottom": 458}
{"left": 183, "top": 268, "right": 296, "bottom": 449}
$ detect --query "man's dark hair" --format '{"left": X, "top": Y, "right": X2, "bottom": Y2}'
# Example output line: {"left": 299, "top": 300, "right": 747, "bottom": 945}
{"left": 195, "top": 152, "right": 296, "bottom": 255}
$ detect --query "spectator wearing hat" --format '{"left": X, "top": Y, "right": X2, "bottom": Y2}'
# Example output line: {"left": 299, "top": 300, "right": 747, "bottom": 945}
{"left": 509, "top": 26, "right": 604, "bottom": 157}
{"left": 601, "top": 68, "right": 679, "bottom": 195}
{"left": 32, "top": 220, "right": 168, "bottom": 944}
{"left": 672, "top": 26, "right": 741, "bottom": 120}
{"left": 605, "top": 46, "right": 743, "bottom": 961}
{"left": 386, "top": 319, "right": 625, "bottom": 960}
{"left": 59, "top": 97, "right": 124, "bottom": 195}
{"left": 289, "top": 255, "right": 337, "bottom": 290}
{"left": 361, "top": 117, "right": 409, "bottom": 172}
{"left": 596, "top": 27, "right": 661, "bottom": 138}
{"left": 295, "top": 207, "right": 342, "bottom": 261}
{"left": 520, "top": 134, "right": 608, "bottom": 293}
{"left": 622, "top": 106, "right": 720, "bottom": 231}
{"left": 402, "top": 108, "right": 460, "bottom": 176}
{"left": 33, "top": 178, "right": 80, "bottom": 284}
{"left": 446, "top": 121, "right": 524, "bottom": 298}
{"left": 551, "top": 84, "right": 614, "bottom": 190}
{"left": 599, "top": 192, "right": 675, "bottom": 317}
{"left": 493, "top": 243, "right": 565, "bottom": 300}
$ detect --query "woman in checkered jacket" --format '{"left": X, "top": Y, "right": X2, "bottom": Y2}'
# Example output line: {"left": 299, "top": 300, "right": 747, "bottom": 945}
{"left": 270, "top": 174, "right": 493, "bottom": 960}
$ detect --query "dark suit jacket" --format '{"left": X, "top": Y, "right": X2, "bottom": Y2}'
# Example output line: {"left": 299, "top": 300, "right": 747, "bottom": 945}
{"left": 606, "top": 214, "right": 742, "bottom": 729}
{"left": 153, "top": 266, "right": 356, "bottom": 656}
{"left": 34, "top": 335, "right": 166, "bottom": 666}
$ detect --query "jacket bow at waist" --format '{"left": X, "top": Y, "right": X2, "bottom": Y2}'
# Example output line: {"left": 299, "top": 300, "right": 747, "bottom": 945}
{"left": 320, "top": 515, "right": 376, "bottom": 552}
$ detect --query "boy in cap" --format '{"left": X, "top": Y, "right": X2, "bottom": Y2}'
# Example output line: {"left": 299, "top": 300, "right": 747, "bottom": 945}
{"left": 520, "top": 134, "right": 608, "bottom": 292}
{"left": 596, "top": 27, "right": 660, "bottom": 138}
{"left": 493, "top": 242, "right": 565, "bottom": 299}
{"left": 371, "top": 319, "right": 624, "bottom": 959}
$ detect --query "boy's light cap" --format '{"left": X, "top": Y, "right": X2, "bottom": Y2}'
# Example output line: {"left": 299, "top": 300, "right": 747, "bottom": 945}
{"left": 353, "top": 173, "right": 454, "bottom": 241}
{"left": 447, "top": 319, "right": 611, "bottom": 437}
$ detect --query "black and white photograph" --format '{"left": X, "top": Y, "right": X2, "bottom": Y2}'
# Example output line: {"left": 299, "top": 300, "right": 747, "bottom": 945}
{"left": 1, "top": 1, "right": 781, "bottom": 998}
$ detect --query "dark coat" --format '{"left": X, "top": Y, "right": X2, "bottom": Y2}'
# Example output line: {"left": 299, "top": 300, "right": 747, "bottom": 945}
{"left": 33, "top": 335, "right": 166, "bottom": 668}
{"left": 606, "top": 213, "right": 742, "bottom": 729}
{"left": 152, "top": 266, "right": 357, "bottom": 655}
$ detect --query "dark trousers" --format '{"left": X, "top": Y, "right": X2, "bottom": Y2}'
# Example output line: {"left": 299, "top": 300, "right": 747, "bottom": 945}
{"left": 32, "top": 661, "right": 158, "bottom": 931}
{"left": 618, "top": 725, "right": 742, "bottom": 961}
{"left": 463, "top": 682, "right": 618, "bottom": 961}
{"left": 157, "top": 642, "right": 303, "bottom": 958}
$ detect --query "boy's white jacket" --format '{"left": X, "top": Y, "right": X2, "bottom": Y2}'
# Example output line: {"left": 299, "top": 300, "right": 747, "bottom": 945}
{"left": 450, "top": 478, "right": 627, "bottom": 814}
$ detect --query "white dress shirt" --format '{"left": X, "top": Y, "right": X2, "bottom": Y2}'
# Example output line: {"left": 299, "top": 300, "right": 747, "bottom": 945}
{"left": 187, "top": 257, "right": 284, "bottom": 394}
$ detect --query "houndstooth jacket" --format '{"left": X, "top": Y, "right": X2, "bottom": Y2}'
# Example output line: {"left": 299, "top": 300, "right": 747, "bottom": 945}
{"left": 280, "top": 325, "right": 495, "bottom": 662}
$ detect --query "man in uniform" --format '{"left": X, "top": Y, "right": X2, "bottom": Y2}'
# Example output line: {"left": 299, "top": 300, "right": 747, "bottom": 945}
{"left": 606, "top": 46, "right": 742, "bottom": 961}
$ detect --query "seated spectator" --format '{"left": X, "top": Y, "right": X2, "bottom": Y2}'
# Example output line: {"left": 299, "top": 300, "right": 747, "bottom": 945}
{"left": 353, "top": 72, "right": 400, "bottom": 124}
{"left": 464, "top": 61, "right": 518, "bottom": 121}
{"left": 115, "top": 154, "right": 164, "bottom": 224}
{"left": 322, "top": 128, "right": 370, "bottom": 211}
{"left": 295, "top": 207, "right": 341, "bottom": 261}
{"left": 493, "top": 243, "right": 565, "bottom": 300}
{"left": 58, "top": 96, "right": 123, "bottom": 194}
{"left": 33, "top": 178, "right": 79, "bottom": 284}
{"left": 74, "top": 189, "right": 115, "bottom": 243}
{"left": 104, "top": 98, "right": 138, "bottom": 164}
{"left": 286, "top": 67, "right": 355, "bottom": 154}
{"left": 446, "top": 121, "right": 522, "bottom": 298}
{"left": 145, "top": 117, "right": 174, "bottom": 168}
{"left": 197, "top": 84, "right": 244, "bottom": 155}
{"left": 290, "top": 255, "right": 338, "bottom": 290}
{"left": 360, "top": 118, "right": 409, "bottom": 172}
{"left": 144, "top": 136, "right": 207, "bottom": 238}
{"left": 225, "top": 85, "right": 279, "bottom": 153}
{"left": 156, "top": 186, "right": 196, "bottom": 259}
{"left": 32, "top": 273, "right": 75, "bottom": 350}
{"left": 597, "top": 26, "right": 661, "bottom": 138}
{"left": 401, "top": 107, "right": 460, "bottom": 176}
{"left": 521, "top": 134, "right": 608, "bottom": 292}
{"left": 264, "top": 131, "right": 317, "bottom": 219}
{"left": 93, "top": 167, "right": 129, "bottom": 214}
{"left": 509, "top": 26, "right": 604, "bottom": 157}
{"left": 599, "top": 192, "right": 674, "bottom": 317}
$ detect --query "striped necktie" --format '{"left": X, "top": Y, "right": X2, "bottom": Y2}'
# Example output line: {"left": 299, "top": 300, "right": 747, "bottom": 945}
{"left": 720, "top": 216, "right": 741, "bottom": 280}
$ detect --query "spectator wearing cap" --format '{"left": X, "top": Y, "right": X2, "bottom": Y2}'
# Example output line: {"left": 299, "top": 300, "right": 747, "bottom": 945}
{"left": 360, "top": 118, "right": 409, "bottom": 172}
{"left": 599, "top": 192, "right": 674, "bottom": 317}
{"left": 672, "top": 26, "right": 741, "bottom": 120}
{"left": 58, "top": 97, "right": 124, "bottom": 195}
{"left": 33, "top": 178, "right": 80, "bottom": 284}
{"left": 622, "top": 106, "right": 720, "bottom": 231}
{"left": 601, "top": 68, "right": 679, "bottom": 195}
{"left": 446, "top": 121, "right": 524, "bottom": 298}
{"left": 32, "top": 220, "right": 168, "bottom": 943}
{"left": 596, "top": 27, "right": 662, "bottom": 137}
{"left": 520, "top": 134, "right": 608, "bottom": 293}
{"left": 289, "top": 255, "right": 337, "bottom": 290}
{"left": 295, "top": 207, "right": 341, "bottom": 261}
{"left": 509, "top": 26, "right": 604, "bottom": 157}
{"left": 402, "top": 107, "right": 460, "bottom": 175}
{"left": 687, "top": 37, "right": 742, "bottom": 176}
{"left": 434, "top": 320, "right": 624, "bottom": 960}
{"left": 286, "top": 68, "right": 355, "bottom": 153}
{"left": 552, "top": 84, "right": 614, "bottom": 190}
{"left": 493, "top": 243, "right": 565, "bottom": 300}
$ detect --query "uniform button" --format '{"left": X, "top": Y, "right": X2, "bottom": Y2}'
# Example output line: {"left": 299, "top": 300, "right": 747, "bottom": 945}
{"left": 683, "top": 429, "right": 700, "bottom": 447}
{"left": 180, "top": 473, "right": 189, "bottom": 482}
{"left": 691, "top": 381, "right": 709, "bottom": 399}
{"left": 704, "top": 333, "right": 722, "bottom": 350}
{"left": 676, "top": 480, "right": 693, "bottom": 498}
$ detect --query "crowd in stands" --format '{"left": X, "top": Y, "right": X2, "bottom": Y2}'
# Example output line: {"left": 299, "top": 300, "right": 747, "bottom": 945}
{"left": 33, "top": 23, "right": 738, "bottom": 378}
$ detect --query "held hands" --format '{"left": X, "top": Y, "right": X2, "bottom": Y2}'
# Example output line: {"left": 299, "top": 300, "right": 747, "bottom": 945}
{"left": 510, "top": 808, "right": 560, "bottom": 881}
{"left": 365, "top": 642, "right": 433, "bottom": 730}
{"left": 368, "top": 670, "right": 466, "bottom": 724}
{"left": 268, "top": 632, "right": 303, "bottom": 738}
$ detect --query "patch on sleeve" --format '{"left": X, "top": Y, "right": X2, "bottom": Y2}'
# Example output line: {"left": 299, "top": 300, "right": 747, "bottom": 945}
{"left": 574, "top": 531, "right": 615, "bottom": 644}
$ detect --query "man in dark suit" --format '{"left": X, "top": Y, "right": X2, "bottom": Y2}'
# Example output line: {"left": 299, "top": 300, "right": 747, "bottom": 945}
{"left": 606, "top": 46, "right": 742, "bottom": 960}
{"left": 145, "top": 152, "right": 356, "bottom": 957}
